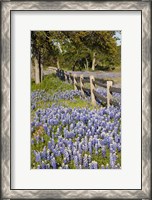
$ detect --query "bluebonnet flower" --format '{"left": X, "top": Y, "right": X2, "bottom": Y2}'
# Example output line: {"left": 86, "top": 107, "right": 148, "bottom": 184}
{"left": 51, "top": 157, "right": 56, "bottom": 169}
{"left": 35, "top": 135, "right": 40, "bottom": 144}
{"left": 41, "top": 161, "right": 46, "bottom": 169}
{"left": 31, "top": 139, "right": 34, "bottom": 145}
{"left": 31, "top": 90, "right": 121, "bottom": 169}
{"left": 78, "top": 153, "right": 82, "bottom": 164}
{"left": 93, "top": 161, "right": 98, "bottom": 169}
{"left": 41, "top": 146, "right": 47, "bottom": 159}
{"left": 41, "top": 137, "right": 44, "bottom": 143}
{"left": 74, "top": 155, "right": 79, "bottom": 168}
{"left": 117, "top": 144, "right": 121, "bottom": 152}
{"left": 46, "top": 164, "right": 50, "bottom": 169}
{"left": 83, "top": 154, "right": 88, "bottom": 168}
{"left": 102, "top": 146, "right": 106, "bottom": 158}
{"left": 48, "top": 141, "right": 52, "bottom": 150}
{"left": 88, "top": 141, "right": 93, "bottom": 154}
{"left": 35, "top": 152, "right": 41, "bottom": 162}
{"left": 88, "top": 155, "right": 91, "bottom": 163}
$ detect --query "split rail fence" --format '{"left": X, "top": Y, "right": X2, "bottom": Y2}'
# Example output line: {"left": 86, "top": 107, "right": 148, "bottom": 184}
{"left": 56, "top": 69, "right": 121, "bottom": 107}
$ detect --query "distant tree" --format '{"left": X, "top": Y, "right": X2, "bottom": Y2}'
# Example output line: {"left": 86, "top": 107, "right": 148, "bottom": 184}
{"left": 45, "top": 31, "right": 68, "bottom": 69}
{"left": 61, "top": 31, "right": 118, "bottom": 70}
{"left": 114, "top": 45, "right": 121, "bottom": 68}
{"left": 31, "top": 31, "right": 49, "bottom": 83}
{"left": 31, "top": 31, "right": 120, "bottom": 80}
{"left": 79, "top": 31, "right": 118, "bottom": 70}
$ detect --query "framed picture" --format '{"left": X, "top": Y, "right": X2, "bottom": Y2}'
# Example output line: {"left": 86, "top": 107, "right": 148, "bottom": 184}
{"left": 1, "top": 0, "right": 151, "bottom": 199}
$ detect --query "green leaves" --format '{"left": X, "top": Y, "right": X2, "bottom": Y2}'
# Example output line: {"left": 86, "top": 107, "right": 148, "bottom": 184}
{"left": 31, "top": 31, "right": 121, "bottom": 71}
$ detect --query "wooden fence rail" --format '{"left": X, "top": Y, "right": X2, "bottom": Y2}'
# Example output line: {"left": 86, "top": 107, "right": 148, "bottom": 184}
{"left": 56, "top": 69, "right": 121, "bottom": 108}
{"left": 82, "top": 79, "right": 90, "bottom": 84}
{"left": 93, "top": 80, "right": 107, "bottom": 88}
{"left": 93, "top": 89, "right": 107, "bottom": 103}
{"left": 110, "top": 87, "right": 121, "bottom": 93}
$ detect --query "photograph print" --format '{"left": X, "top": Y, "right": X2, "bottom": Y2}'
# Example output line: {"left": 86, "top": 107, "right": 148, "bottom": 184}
{"left": 31, "top": 31, "right": 121, "bottom": 169}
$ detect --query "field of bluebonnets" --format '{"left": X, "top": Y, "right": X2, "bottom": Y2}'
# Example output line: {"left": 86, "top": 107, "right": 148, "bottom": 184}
{"left": 31, "top": 73, "right": 121, "bottom": 169}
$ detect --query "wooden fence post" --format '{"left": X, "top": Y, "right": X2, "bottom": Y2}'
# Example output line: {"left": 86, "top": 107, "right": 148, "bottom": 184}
{"left": 107, "top": 81, "right": 113, "bottom": 108}
{"left": 73, "top": 74, "right": 77, "bottom": 90}
{"left": 69, "top": 73, "right": 73, "bottom": 84}
{"left": 66, "top": 74, "right": 70, "bottom": 83}
{"left": 80, "top": 74, "right": 85, "bottom": 97}
{"left": 64, "top": 73, "right": 67, "bottom": 82}
{"left": 90, "top": 75, "right": 97, "bottom": 107}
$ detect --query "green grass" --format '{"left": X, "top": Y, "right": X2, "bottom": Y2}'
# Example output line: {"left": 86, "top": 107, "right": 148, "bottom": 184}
{"left": 31, "top": 73, "right": 98, "bottom": 110}
{"left": 68, "top": 160, "right": 76, "bottom": 169}
{"left": 116, "top": 150, "right": 121, "bottom": 166}
{"left": 32, "top": 98, "right": 96, "bottom": 112}
{"left": 31, "top": 73, "right": 73, "bottom": 94}
{"left": 57, "top": 97, "right": 95, "bottom": 110}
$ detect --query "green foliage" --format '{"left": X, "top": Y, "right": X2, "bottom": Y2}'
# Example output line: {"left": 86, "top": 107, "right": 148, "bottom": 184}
{"left": 116, "top": 150, "right": 121, "bottom": 165}
{"left": 68, "top": 160, "right": 76, "bottom": 169}
{"left": 58, "top": 98, "right": 95, "bottom": 110}
{"left": 31, "top": 31, "right": 121, "bottom": 71}
{"left": 31, "top": 73, "right": 73, "bottom": 94}
{"left": 56, "top": 156, "right": 63, "bottom": 167}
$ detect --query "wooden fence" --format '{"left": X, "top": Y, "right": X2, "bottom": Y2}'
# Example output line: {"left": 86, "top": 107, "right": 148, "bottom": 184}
{"left": 56, "top": 69, "right": 121, "bottom": 107}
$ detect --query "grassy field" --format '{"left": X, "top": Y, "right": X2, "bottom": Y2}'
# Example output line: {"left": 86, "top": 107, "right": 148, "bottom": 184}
{"left": 31, "top": 73, "right": 121, "bottom": 169}
{"left": 31, "top": 73, "right": 73, "bottom": 94}
{"left": 31, "top": 73, "right": 99, "bottom": 110}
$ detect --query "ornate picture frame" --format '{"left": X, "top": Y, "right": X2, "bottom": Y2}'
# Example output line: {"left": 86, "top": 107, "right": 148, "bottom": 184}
{"left": 1, "top": 0, "right": 151, "bottom": 199}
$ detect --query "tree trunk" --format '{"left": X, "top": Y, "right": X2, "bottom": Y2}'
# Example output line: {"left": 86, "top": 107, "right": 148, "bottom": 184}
{"left": 40, "top": 63, "right": 43, "bottom": 82}
{"left": 34, "top": 57, "right": 40, "bottom": 84}
{"left": 38, "top": 54, "right": 41, "bottom": 83}
{"left": 57, "top": 57, "right": 60, "bottom": 69}
{"left": 85, "top": 58, "right": 89, "bottom": 70}
{"left": 31, "top": 60, "right": 35, "bottom": 80}
{"left": 92, "top": 52, "right": 96, "bottom": 71}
